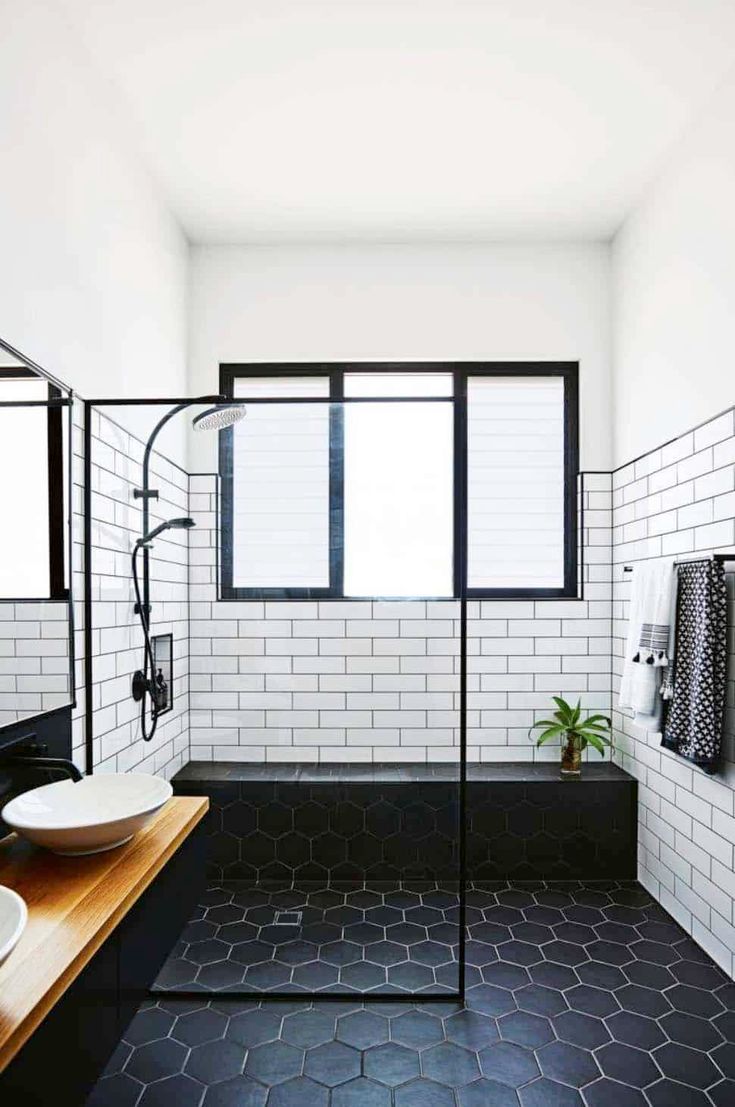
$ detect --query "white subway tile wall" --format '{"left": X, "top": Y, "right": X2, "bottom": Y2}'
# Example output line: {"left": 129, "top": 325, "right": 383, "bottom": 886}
{"left": 82, "top": 409, "right": 190, "bottom": 779}
{"left": 612, "top": 407, "right": 735, "bottom": 978}
{"left": 69, "top": 400, "right": 735, "bottom": 979}
{"left": 0, "top": 600, "right": 70, "bottom": 724}
{"left": 187, "top": 472, "right": 612, "bottom": 765}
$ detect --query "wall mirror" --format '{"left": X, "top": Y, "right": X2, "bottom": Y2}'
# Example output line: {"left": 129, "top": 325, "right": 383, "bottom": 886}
{"left": 0, "top": 338, "right": 75, "bottom": 731}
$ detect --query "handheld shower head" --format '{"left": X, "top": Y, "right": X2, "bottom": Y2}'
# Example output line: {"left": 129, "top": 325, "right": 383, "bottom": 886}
{"left": 192, "top": 404, "right": 246, "bottom": 432}
{"left": 137, "top": 517, "right": 195, "bottom": 546}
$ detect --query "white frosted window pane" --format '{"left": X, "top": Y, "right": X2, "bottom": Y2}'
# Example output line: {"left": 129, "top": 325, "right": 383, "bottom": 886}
{"left": 344, "top": 372, "right": 453, "bottom": 397}
{"left": 0, "top": 377, "right": 50, "bottom": 597}
{"left": 234, "top": 377, "right": 330, "bottom": 399}
{"left": 344, "top": 401, "right": 453, "bottom": 597}
{"left": 468, "top": 376, "right": 565, "bottom": 590}
{"left": 231, "top": 378, "right": 330, "bottom": 589}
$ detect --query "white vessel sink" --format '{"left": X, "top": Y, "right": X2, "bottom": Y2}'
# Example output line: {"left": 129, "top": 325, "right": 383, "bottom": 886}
{"left": 2, "top": 773, "right": 173, "bottom": 856}
{"left": 0, "top": 885, "right": 27, "bottom": 968}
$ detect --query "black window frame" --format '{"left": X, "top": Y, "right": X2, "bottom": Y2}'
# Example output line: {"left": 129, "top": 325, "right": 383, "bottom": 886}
{"left": 219, "top": 362, "right": 579, "bottom": 601}
{"left": 0, "top": 367, "right": 67, "bottom": 601}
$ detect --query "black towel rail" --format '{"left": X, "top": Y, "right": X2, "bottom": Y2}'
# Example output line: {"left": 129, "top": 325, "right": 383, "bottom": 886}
{"left": 623, "top": 553, "right": 735, "bottom": 573}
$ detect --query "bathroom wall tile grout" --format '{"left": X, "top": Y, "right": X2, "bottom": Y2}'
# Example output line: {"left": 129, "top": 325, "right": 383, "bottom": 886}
{"left": 611, "top": 406, "right": 735, "bottom": 979}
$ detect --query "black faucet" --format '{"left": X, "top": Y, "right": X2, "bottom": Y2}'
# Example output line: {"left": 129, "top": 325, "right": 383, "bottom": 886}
{"left": 4, "top": 755, "right": 83, "bottom": 783}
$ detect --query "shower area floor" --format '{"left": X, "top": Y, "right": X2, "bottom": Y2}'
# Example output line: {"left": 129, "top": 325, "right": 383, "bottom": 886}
{"left": 153, "top": 881, "right": 462, "bottom": 995}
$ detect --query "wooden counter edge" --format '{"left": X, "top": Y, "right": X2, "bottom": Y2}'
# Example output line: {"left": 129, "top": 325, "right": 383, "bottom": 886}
{"left": 0, "top": 795, "right": 208, "bottom": 1072}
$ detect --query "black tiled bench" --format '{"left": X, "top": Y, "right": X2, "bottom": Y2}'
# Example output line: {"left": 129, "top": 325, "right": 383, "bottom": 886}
{"left": 173, "top": 761, "right": 637, "bottom": 884}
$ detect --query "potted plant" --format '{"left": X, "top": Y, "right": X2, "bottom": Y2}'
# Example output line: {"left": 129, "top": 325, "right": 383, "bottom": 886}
{"left": 530, "top": 697, "right": 612, "bottom": 777}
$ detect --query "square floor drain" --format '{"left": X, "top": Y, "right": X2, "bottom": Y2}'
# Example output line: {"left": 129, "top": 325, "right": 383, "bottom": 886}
{"left": 273, "top": 911, "right": 302, "bottom": 926}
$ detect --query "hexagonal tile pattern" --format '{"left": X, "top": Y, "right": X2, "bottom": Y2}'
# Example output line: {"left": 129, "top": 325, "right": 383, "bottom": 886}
{"left": 152, "top": 881, "right": 461, "bottom": 994}
{"left": 87, "top": 879, "right": 734, "bottom": 1107}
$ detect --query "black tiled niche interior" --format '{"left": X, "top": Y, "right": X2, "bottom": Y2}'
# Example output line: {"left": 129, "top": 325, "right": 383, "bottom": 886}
{"left": 173, "top": 763, "right": 636, "bottom": 884}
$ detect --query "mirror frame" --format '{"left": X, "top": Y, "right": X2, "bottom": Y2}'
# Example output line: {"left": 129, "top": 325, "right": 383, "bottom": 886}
{"left": 0, "top": 337, "right": 76, "bottom": 736}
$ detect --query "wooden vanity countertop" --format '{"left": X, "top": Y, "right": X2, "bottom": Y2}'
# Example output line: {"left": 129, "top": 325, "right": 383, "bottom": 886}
{"left": 0, "top": 795, "right": 208, "bottom": 1072}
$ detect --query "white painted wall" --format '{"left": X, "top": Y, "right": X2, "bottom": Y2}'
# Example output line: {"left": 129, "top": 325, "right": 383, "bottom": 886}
{"left": 187, "top": 243, "right": 612, "bottom": 472}
{"left": 0, "top": 1, "right": 187, "bottom": 448}
{"left": 612, "top": 69, "right": 735, "bottom": 466}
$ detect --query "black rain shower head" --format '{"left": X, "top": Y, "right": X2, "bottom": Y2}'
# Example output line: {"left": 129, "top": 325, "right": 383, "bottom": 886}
{"left": 136, "top": 517, "right": 195, "bottom": 546}
{"left": 192, "top": 404, "right": 247, "bottom": 432}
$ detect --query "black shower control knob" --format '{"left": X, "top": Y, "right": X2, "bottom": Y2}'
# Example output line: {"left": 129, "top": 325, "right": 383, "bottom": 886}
{"left": 131, "top": 670, "right": 148, "bottom": 702}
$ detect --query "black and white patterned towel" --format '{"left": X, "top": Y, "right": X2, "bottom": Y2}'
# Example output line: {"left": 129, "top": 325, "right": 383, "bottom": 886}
{"left": 662, "top": 560, "right": 728, "bottom": 774}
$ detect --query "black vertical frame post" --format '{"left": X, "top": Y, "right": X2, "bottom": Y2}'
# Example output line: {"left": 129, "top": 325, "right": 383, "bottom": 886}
{"left": 66, "top": 395, "right": 77, "bottom": 710}
{"left": 47, "top": 383, "right": 66, "bottom": 599}
{"left": 455, "top": 368, "right": 468, "bottom": 1000}
{"left": 329, "top": 369, "right": 344, "bottom": 598}
{"left": 83, "top": 400, "right": 93, "bottom": 776}
{"left": 563, "top": 365, "right": 580, "bottom": 598}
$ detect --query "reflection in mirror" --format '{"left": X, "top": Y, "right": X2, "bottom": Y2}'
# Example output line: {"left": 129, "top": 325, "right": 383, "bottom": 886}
{"left": 0, "top": 346, "right": 72, "bottom": 728}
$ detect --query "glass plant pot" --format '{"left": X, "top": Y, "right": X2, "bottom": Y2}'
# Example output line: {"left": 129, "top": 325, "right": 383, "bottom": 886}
{"left": 561, "top": 734, "right": 582, "bottom": 778}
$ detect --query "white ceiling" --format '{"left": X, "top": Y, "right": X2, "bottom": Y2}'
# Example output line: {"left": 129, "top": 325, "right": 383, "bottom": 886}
{"left": 60, "top": 0, "right": 735, "bottom": 243}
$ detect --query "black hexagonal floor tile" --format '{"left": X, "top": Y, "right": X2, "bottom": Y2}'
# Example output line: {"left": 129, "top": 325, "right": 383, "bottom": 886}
{"left": 537, "top": 1040, "right": 600, "bottom": 1088}
{"left": 126, "top": 1038, "right": 187, "bottom": 1084}
{"left": 553, "top": 1010, "right": 610, "bottom": 1049}
{"left": 458, "top": 1077, "right": 519, "bottom": 1107}
{"left": 245, "top": 1040, "right": 302, "bottom": 1085}
{"left": 710, "top": 1080, "right": 735, "bottom": 1107}
{"left": 337, "top": 1010, "right": 390, "bottom": 1049}
{"left": 623, "top": 960, "right": 675, "bottom": 991}
{"left": 395, "top": 1078, "right": 455, "bottom": 1107}
{"left": 364, "top": 1042, "right": 421, "bottom": 1086}
{"left": 466, "top": 983, "right": 517, "bottom": 1017}
{"left": 711, "top": 1042, "right": 735, "bottom": 1080}
{"left": 85, "top": 1072, "right": 143, "bottom": 1107}
{"left": 267, "top": 1077, "right": 328, "bottom": 1107}
{"left": 582, "top": 1078, "right": 647, "bottom": 1106}
{"left": 520, "top": 1077, "right": 584, "bottom": 1106}
{"left": 499, "top": 1010, "right": 555, "bottom": 1048}
{"left": 646, "top": 1080, "right": 712, "bottom": 1107}
{"left": 392, "top": 1009, "right": 446, "bottom": 1048}
{"left": 479, "top": 1040, "right": 540, "bottom": 1087}
{"left": 605, "top": 1011, "right": 664, "bottom": 1051}
{"left": 516, "top": 984, "right": 568, "bottom": 1018}
{"left": 227, "top": 1007, "right": 282, "bottom": 1046}
{"left": 172, "top": 1007, "right": 227, "bottom": 1047}
{"left": 200, "top": 1075, "right": 267, "bottom": 1107}
{"left": 483, "top": 961, "right": 531, "bottom": 990}
{"left": 421, "top": 1042, "right": 481, "bottom": 1086}
{"left": 653, "top": 1042, "right": 721, "bottom": 1089}
{"left": 124, "top": 1006, "right": 176, "bottom": 1046}
{"left": 185, "top": 1038, "right": 245, "bottom": 1084}
{"left": 304, "top": 1040, "right": 361, "bottom": 1087}
{"left": 595, "top": 1042, "right": 660, "bottom": 1088}
{"left": 281, "top": 1009, "right": 335, "bottom": 1048}
{"left": 331, "top": 1077, "right": 391, "bottom": 1107}
{"left": 138, "top": 1074, "right": 205, "bottom": 1107}
{"left": 667, "top": 984, "right": 723, "bottom": 1019}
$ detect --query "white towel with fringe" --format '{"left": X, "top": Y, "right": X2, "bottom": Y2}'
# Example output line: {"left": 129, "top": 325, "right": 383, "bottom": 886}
{"left": 619, "top": 559, "right": 676, "bottom": 730}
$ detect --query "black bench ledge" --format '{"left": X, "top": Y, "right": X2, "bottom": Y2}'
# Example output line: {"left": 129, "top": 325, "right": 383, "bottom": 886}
{"left": 174, "top": 760, "right": 634, "bottom": 785}
{"left": 173, "top": 761, "right": 637, "bottom": 882}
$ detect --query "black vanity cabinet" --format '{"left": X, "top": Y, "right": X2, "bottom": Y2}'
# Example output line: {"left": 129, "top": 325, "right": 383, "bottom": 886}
{"left": 0, "top": 813, "right": 205, "bottom": 1107}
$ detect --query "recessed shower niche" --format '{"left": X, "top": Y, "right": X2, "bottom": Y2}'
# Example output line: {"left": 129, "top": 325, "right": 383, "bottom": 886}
{"left": 150, "top": 633, "right": 173, "bottom": 716}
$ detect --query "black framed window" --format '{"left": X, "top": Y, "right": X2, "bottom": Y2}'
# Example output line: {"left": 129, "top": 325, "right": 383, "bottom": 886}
{"left": 220, "top": 363, "right": 578, "bottom": 600}
{"left": 0, "top": 368, "right": 66, "bottom": 600}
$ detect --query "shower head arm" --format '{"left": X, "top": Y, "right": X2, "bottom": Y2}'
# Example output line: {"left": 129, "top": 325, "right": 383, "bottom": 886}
{"left": 134, "top": 395, "right": 224, "bottom": 623}
{"left": 138, "top": 395, "right": 224, "bottom": 501}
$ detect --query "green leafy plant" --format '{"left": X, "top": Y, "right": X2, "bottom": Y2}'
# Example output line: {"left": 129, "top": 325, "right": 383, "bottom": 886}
{"left": 529, "top": 696, "right": 612, "bottom": 756}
